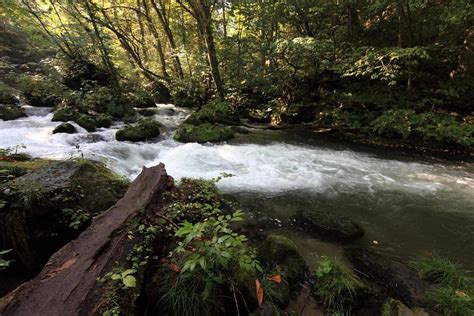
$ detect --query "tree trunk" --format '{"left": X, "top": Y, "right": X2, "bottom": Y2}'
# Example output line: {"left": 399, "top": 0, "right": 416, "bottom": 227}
{"left": 0, "top": 164, "right": 172, "bottom": 316}
{"left": 150, "top": 0, "right": 184, "bottom": 79}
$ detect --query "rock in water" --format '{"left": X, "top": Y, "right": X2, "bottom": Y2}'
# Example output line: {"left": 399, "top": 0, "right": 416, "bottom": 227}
{"left": 292, "top": 210, "right": 364, "bottom": 242}
{"left": 0, "top": 160, "right": 127, "bottom": 270}
{"left": 0, "top": 105, "right": 26, "bottom": 121}
{"left": 52, "top": 123, "right": 76, "bottom": 134}
{"left": 345, "top": 248, "right": 434, "bottom": 307}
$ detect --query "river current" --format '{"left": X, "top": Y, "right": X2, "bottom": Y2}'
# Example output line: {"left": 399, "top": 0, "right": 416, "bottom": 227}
{"left": 1, "top": 104, "right": 473, "bottom": 267}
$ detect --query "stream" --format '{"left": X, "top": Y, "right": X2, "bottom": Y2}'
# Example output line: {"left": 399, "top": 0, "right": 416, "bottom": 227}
{"left": 1, "top": 104, "right": 473, "bottom": 268}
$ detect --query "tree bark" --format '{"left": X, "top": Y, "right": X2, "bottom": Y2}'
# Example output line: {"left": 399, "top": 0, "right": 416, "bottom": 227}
{"left": 149, "top": 0, "right": 184, "bottom": 79}
{"left": 0, "top": 164, "right": 172, "bottom": 316}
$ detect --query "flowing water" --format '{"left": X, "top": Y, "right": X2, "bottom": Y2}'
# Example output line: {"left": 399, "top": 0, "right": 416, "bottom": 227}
{"left": 1, "top": 104, "right": 473, "bottom": 267}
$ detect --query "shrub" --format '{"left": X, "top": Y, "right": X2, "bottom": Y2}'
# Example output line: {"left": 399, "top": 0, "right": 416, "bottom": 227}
{"left": 185, "top": 99, "right": 240, "bottom": 126}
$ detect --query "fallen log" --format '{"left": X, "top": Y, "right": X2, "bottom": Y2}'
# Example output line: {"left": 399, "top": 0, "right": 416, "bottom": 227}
{"left": 0, "top": 163, "right": 171, "bottom": 316}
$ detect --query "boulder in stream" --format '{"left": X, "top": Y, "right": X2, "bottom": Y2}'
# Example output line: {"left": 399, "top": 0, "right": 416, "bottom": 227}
{"left": 292, "top": 209, "right": 364, "bottom": 242}
{"left": 0, "top": 105, "right": 26, "bottom": 121}
{"left": 116, "top": 118, "right": 161, "bottom": 142}
{"left": 345, "top": 247, "right": 435, "bottom": 308}
{"left": 52, "top": 123, "right": 76, "bottom": 134}
{"left": 174, "top": 123, "right": 234, "bottom": 143}
{"left": 258, "top": 234, "right": 307, "bottom": 287}
{"left": 0, "top": 160, "right": 128, "bottom": 271}
{"left": 184, "top": 99, "right": 241, "bottom": 126}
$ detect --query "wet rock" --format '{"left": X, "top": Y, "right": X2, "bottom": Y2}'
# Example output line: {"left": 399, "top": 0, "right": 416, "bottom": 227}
{"left": 137, "top": 108, "right": 158, "bottom": 117}
{"left": 0, "top": 105, "right": 26, "bottom": 121}
{"left": 116, "top": 118, "right": 161, "bottom": 142}
{"left": 231, "top": 125, "right": 251, "bottom": 134}
{"left": 0, "top": 160, "right": 128, "bottom": 270}
{"left": 258, "top": 234, "right": 307, "bottom": 286}
{"left": 292, "top": 210, "right": 364, "bottom": 242}
{"left": 0, "top": 84, "right": 18, "bottom": 105}
{"left": 345, "top": 248, "right": 435, "bottom": 308}
{"left": 174, "top": 123, "right": 234, "bottom": 143}
{"left": 381, "top": 299, "right": 431, "bottom": 316}
{"left": 52, "top": 123, "right": 76, "bottom": 134}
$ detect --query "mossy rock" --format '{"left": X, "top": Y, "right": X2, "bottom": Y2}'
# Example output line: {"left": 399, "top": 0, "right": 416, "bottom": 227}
{"left": 381, "top": 299, "right": 429, "bottom": 316}
{"left": 116, "top": 118, "right": 161, "bottom": 142}
{"left": 0, "top": 105, "right": 26, "bottom": 121}
{"left": 184, "top": 99, "right": 241, "bottom": 126}
{"left": 292, "top": 209, "right": 364, "bottom": 242}
{"left": 52, "top": 106, "right": 77, "bottom": 122}
{"left": 21, "top": 79, "right": 62, "bottom": 107}
{"left": 0, "top": 160, "right": 128, "bottom": 270}
{"left": 75, "top": 114, "right": 112, "bottom": 132}
{"left": 174, "top": 123, "right": 234, "bottom": 143}
{"left": 0, "top": 83, "right": 18, "bottom": 105}
{"left": 52, "top": 123, "right": 76, "bottom": 134}
{"left": 258, "top": 234, "right": 307, "bottom": 287}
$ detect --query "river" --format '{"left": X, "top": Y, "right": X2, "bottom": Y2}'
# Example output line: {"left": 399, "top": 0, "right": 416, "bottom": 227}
{"left": 1, "top": 104, "right": 473, "bottom": 268}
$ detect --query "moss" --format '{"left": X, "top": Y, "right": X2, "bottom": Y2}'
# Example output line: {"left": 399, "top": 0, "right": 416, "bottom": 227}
{"left": 19, "top": 76, "right": 63, "bottom": 107}
{"left": 185, "top": 99, "right": 240, "bottom": 126}
{"left": 75, "top": 114, "right": 112, "bottom": 132}
{"left": 52, "top": 123, "right": 76, "bottom": 134}
{"left": 174, "top": 123, "right": 234, "bottom": 143}
{"left": 116, "top": 118, "right": 161, "bottom": 142}
{"left": 52, "top": 107, "right": 77, "bottom": 122}
{"left": 0, "top": 105, "right": 26, "bottom": 120}
{"left": 0, "top": 83, "right": 18, "bottom": 105}
{"left": 0, "top": 160, "right": 128, "bottom": 270}
{"left": 257, "top": 234, "right": 307, "bottom": 286}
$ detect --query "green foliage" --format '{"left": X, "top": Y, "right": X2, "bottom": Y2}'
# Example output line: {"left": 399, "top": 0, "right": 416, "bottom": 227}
{"left": 429, "top": 287, "right": 474, "bottom": 316}
{"left": 411, "top": 255, "right": 474, "bottom": 316}
{"left": 62, "top": 207, "right": 91, "bottom": 230}
{"left": 0, "top": 105, "right": 26, "bottom": 121}
{"left": 185, "top": 99, "right": 240, "bottom": 126}
{"left": 174, "top": 123, "right": 235, "bottom": 143}
{"left": 313, "top": 257, "right": 363, "bottom": 314}
{"left": 17, "top": 75, "right": 64, "bottom": 107}
{"left": 170, "top": 78, "right": 207, "bottom": 108}
{"left": 0, "top": 249, "right": 13, "bottom": 270}
{"left": 0, "top": 82, "right": 18, "bottom": 104}
{"left": 155, "top": 210, "right": 262, "bottom": 315}
{"left": 174, "top": 211, "right": 262, "bottom": 275}
{"left": 343, "top": 47, "right": 430, "bottom": 86}
{"left": 371, "top": 109, "right": 473, "bottom": 148}
{"left": 115, "top": 118, "right": 161, "bottom": 142}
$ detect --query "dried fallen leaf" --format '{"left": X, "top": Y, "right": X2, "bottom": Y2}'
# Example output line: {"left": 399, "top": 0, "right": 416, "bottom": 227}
{"left": 267, "top": 274, "right": 282, "bottom": 284}
{"left": 455, "top": 290, "right": 470, "bottom": 299}
{"left": 169, "top": 263, "right": 181, "bottom": 273}
{"left": 255, "top": 279, "right": 263, "bottom": 307}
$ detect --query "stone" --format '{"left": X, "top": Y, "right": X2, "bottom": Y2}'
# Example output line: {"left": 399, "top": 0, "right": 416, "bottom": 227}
{"left": 292, "top": 209, "right": 364, "bottom": 242}
{"left": 174, "top": 123, "right": 234, "bottom": 143}
{"left": 345, "top": 248, "right": 435, "bottom": 308}
{"left": 52, "top": 123, "right": 76, "bottom": 134}
{"left": 116, "top": 118, "right": 161, "bottom": 142}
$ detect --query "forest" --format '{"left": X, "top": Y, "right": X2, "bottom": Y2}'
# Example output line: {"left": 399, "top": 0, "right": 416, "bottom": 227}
{"left": 0, "top": 0, "right": 473, "bottom": 315}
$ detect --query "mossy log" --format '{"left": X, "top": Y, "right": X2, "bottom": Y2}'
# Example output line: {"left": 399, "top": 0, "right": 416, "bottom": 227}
{"left": 0, "top": 164, "right": 172, "bottom": 316}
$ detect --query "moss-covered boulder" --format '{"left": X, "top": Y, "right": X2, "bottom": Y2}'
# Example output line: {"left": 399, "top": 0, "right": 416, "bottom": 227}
{"left": 75, "top": 114, "right": 112, "bottom": 132}
{"left": 185, "top": 99, "right": 241, "bottom": 126}
{"left": 258, "top": 234, "right": 307, "bottom": 286}
{"left": 52, "top": 106, "right": 77, "bottom": 122}
{"left": 0, "top": 105, "right": 26, "bottom": 121}
{"left": 20, "top": 77, "right": 62, "bottom": 107}
{"left": 52, "top": 123, "right": 76, "bottom": 134}
{"left": 174, "top": 123, "right": 234, "bottom": 143}
{"left": 116, "top": 118, "right": 161, "bottom": 142}
{"left": 292, "top": 210, "right": 364, "bottom": 242}
{"left": 0, "top": 160, "right": 128, "bottom": 270}
{"left": 0, "top": 83, "right": 18, "bottom": 105}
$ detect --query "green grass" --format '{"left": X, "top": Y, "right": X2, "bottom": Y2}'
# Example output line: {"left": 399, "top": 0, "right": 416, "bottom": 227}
{"left": 313, "top": 257, "right": 364, "bottom": 314}
{"left": 429, "top": 287, "right": 474, "bottom": 316}
{"left": 412, "top": 255, "right": 474, "bottom": 316}
{"left": 411, "top": 255, "right": 473, "bottom": 289}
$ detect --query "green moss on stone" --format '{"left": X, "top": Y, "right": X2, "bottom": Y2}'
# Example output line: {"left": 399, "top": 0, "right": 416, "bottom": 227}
{"left": 185, "top": 99, "right": 240, "bottom": 126}
{"left": 116, "top": 118, "right": 161, "bottom": 142}
{"left": 174, "top": 123, "right": 234, "bottom": 143}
